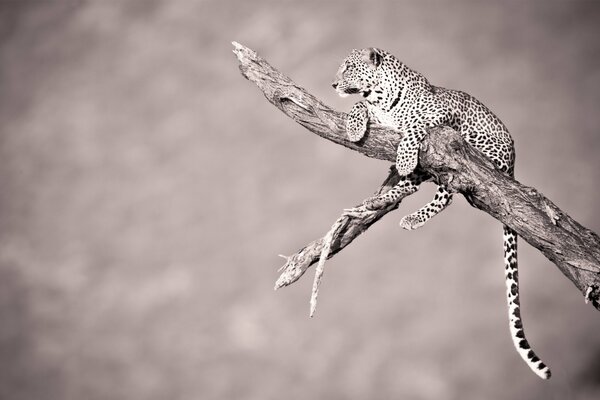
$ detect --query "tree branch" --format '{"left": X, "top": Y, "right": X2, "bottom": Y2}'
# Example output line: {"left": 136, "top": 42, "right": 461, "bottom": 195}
{"left": 232, "top": 42, "right": 600, "bottom": 310}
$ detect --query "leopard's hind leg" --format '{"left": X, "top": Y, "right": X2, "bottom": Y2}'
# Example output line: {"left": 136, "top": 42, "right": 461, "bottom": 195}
{"left": 361, "top": 168, "right": 431, "bottom": 211}
{"left": 399, "top": 185, "right": 452, "bottom": 230}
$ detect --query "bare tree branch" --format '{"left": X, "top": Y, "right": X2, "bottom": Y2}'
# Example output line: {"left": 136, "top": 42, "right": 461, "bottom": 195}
{"left": 232, "top": 42, "right": 600, "bottom": 310}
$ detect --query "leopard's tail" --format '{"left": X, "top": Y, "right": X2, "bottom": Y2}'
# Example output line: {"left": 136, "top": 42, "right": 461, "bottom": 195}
{"left": 503, "top": 225, "right": 551, "bottom": 379}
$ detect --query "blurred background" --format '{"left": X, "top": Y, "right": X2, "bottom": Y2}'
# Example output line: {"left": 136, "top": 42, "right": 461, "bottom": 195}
{"left": 0, "top": 1, "right": 599, "bottom": 399}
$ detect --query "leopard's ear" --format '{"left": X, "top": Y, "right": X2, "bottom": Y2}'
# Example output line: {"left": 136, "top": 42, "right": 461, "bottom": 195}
{"left": 367, "top": 48, "right": 383, "bottom": 67}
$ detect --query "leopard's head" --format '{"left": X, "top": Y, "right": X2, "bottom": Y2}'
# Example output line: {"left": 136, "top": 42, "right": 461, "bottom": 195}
{"left": 332, "top": 48, "right": 384, "bottom": 97}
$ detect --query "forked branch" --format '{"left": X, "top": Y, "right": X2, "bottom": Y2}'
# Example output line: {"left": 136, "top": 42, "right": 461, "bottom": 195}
{"left": 232, "top": 42, "right": 600, "bottom": 311}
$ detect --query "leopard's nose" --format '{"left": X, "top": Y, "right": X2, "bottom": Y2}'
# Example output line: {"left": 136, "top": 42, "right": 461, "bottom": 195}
{"left": 331, "top": 82, "right": 338, "bottom": 89}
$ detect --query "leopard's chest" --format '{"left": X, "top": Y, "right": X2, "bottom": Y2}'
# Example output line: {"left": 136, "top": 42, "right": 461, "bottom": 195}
{"left": 367, "top": 105, "right": 399, "bottom": 128}
{"left": 366, "top": 100, "right": 416, "bottom": 131}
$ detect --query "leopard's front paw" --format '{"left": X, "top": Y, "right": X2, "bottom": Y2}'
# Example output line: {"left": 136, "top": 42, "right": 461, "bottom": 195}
{"left": 399, "top": 213, "right": 425, "bottom": 231}
{"left": 346, "top": 102, "right": 368, "bottom": 142}
{"left": 396, "top": 155, "right": 418, "bottom": 176}
{"left": 363, "top": 195, "right": 391, "bottom": 211}
{"left": 343, "top": 205, "right": 374, "bottom": 218}
{"left": 395, "top": 142, "right": 419, "bottom": 176}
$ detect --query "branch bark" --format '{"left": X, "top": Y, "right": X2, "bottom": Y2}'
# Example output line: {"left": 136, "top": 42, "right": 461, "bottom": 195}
{"left": 232, "top": 42, "right": 600, "bottom": 310}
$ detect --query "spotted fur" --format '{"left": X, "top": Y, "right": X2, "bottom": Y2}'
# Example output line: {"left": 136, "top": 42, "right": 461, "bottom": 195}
{"left": 332, "top": 48, "right": 550, "bottom": 379}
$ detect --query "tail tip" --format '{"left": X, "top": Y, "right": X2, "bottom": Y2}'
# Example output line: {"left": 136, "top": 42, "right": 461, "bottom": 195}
{"left": 543, "top": 369, "right": 551, "bottom": 380}
{"left": 536, "top": 364, "right": 552, "bottom": 380}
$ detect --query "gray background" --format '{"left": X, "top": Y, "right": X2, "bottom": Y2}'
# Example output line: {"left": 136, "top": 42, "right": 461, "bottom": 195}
{"left": 1, "top": 1, "right": 599, "bottom": 399}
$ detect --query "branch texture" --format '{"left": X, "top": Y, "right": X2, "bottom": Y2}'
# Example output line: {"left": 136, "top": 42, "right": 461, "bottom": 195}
{"left": 232, "top": 42, "right": 600, "bottom": 309}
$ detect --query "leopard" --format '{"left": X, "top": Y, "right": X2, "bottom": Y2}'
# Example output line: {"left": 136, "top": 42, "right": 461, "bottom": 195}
{"left": 332, "top": 47, "right": 551, "bottom": 379}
